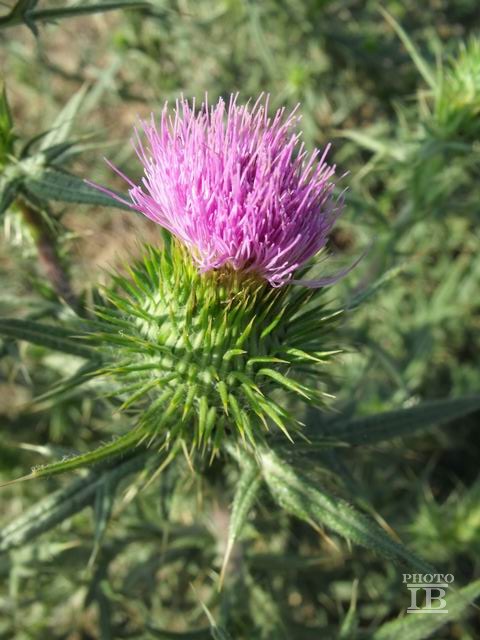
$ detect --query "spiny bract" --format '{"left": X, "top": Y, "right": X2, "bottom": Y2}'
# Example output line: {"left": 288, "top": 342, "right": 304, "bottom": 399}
{"left": 94, "top": 236, "right": 341, "bottom": 454}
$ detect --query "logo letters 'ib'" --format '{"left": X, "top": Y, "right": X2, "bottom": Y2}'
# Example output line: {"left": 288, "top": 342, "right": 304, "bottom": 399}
{"left": 407, "top": 585, "right": 448, "bottom": 614}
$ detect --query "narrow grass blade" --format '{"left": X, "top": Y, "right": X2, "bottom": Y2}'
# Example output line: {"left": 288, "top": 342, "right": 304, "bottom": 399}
{"left": 379, "top": 7, "right": 436, "bottom": 89}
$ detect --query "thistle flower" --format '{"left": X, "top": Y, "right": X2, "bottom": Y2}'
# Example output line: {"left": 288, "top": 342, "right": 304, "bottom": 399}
{"left": 83, "top": 96, "right": 355, "bottom": 464}
{"left": 102, "top": 94, "right": 344, "bottom": 287}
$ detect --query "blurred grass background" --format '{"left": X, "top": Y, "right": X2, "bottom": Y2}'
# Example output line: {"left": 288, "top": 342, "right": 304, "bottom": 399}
{"left": 0, "top": 1, "right": 479, "bottom": 638}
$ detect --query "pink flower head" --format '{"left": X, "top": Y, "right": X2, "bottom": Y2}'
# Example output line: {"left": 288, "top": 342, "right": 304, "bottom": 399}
{"left": 100, "top": 95, "right": 347, "bottom": 287}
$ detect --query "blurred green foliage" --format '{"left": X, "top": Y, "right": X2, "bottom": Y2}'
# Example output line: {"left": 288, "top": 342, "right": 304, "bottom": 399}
{"left": 0, "top": 1, "right": 479, "bottom": 638}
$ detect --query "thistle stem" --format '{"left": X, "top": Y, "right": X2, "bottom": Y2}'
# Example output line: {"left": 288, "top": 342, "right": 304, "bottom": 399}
{"left": 18, "top": 198, "right": 78, "bottom": 310}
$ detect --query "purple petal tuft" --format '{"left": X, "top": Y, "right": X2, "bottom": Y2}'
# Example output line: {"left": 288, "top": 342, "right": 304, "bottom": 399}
{"left": 100, "top": 94, "right": 347, "bottom": 287}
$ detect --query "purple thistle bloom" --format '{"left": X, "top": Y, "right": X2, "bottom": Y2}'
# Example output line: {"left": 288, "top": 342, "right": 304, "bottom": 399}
{"left": 99, "top": 95, "right": 347, "bottom": 287}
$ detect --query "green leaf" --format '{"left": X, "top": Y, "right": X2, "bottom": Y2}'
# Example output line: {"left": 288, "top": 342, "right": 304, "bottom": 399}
{"left": 318, "top": 396, "right": 480, "bottom": 445}
{"left": 261, "top": 448, "right": 433, "bottom": 573}
{"left": 23, "top": 169, "right": 131, "bottom": 209}
{"left": 39, "top": 85, "right": 88, "bottom": 152}
{"left": 0, "top": 453, "right": 147, "bottom": 553}
{"left": 30, "top": 427, "right": 147, "bottom": 478}
{"left": 0, "top": 178, "right": 21, "bottom": 215}
{"left": 0, "top": 83, "right": 15, "bottom": 164}
{"left": 220, "top": 455, "right": 261, "bottom": 584}
{"left": 372, "top": 579, "right": 480, "bottom": 640}
{"left": 0, "top": 318, "right": 95, "bottom": 358}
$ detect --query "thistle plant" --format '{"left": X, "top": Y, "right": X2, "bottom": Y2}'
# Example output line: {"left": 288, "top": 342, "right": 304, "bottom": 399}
{"left": 2, "top": 6, "right": 480, "bottom": 637}
{"left": 90, "top": 95, "right": 347, "bottom": 460}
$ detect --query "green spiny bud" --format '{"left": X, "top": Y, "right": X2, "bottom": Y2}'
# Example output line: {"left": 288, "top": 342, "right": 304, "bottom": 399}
{"left": 93, "top": 238, "right": 341, "bottom": 456}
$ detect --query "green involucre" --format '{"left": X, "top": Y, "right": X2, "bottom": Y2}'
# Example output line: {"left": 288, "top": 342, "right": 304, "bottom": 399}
{"left": 92, "top": 238, "right": 342, "bottom": 453}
